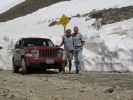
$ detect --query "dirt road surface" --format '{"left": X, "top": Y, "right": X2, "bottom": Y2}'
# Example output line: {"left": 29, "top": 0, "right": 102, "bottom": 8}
{"left": 0, "top": 70, "right": 133, "bottom": 100}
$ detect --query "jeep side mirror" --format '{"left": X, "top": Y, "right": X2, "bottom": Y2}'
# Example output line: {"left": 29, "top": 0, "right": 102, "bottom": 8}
{"left": 55, "top": 45, "right": 59, "bottom": 47}
{"left": 0, "top": 46, "right": 2, "bottom": 50}
{"left": 15, "top": 44, "right": 20, "bottom": 49}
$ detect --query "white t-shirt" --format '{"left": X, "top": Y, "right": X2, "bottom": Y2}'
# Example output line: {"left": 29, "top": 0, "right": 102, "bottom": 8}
{"left": 72, "top": 33, "right": 84, "bottom": 48}
{"left": 63, "top": 36, "right": 74, "bottom": 51}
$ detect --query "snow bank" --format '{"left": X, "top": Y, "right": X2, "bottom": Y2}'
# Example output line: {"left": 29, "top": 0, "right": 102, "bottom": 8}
{"left": 0, "top": 0, "right": 133, "bottom": 71}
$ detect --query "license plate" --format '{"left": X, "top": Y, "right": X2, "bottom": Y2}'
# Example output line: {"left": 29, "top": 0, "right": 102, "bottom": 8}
{"left": 46, "top": 59, "right": 54, "bottom": 64}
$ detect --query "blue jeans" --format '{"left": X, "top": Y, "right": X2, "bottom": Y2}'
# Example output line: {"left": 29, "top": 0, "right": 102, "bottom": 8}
{"left": 73, "top": 48, "right": 82, "bottom": 72}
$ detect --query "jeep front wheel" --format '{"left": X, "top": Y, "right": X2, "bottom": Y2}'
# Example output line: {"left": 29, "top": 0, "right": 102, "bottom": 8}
{"left": 21, "top": 58, "right": 28, "bottom": 74}
{"left": 12, "top": 58, "right": 19, "bottom": 73}
{"left": 13, "top": 65, "right": 19, "bottom": 73}
{"left": 59, "top": 67, "right": 65, "bottom": 73}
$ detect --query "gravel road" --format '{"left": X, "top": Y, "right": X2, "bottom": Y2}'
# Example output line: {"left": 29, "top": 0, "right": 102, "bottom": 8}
{"left": 0, "top": 70, "right": 133, "bottom": 100}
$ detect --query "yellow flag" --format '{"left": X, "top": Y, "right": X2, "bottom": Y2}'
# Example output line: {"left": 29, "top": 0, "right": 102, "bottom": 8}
{"left": 59, "top": 15, "right": 70, "bottom": 27}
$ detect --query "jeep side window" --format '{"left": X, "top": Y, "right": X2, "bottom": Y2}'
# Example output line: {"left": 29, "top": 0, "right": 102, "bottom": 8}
{"left": 15, "top": 40, "right": 22, "bottom": 49}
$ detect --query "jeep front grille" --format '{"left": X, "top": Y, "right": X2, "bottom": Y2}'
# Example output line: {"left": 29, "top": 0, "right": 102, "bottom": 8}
{"left": 39, "top": 49, "right": 57, "bottom": 57}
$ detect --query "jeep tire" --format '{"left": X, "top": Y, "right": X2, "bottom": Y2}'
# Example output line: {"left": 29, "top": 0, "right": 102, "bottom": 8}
{"left": 59, "top": 66, "right": 65, "bottom": 73}
{"left": 21, "top": 58, "right": 28, "bottom": 74}
{"left": 12, "top": 58, "right": 19, "bottom": 73}
{"left": 13, "top": 65, "right": 19, "bottom": 73}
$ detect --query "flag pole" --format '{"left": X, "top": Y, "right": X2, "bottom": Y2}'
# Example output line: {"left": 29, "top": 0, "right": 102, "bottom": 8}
{"left": 64, "top": 26, "right": 66, "bottom": 33}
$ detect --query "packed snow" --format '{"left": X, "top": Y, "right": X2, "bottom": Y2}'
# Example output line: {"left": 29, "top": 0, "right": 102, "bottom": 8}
{"left": 0, "top": 0, "right": 25, "bottom": 14}
{"left": 0, "top": 0, "right": 133, "bottom": 71}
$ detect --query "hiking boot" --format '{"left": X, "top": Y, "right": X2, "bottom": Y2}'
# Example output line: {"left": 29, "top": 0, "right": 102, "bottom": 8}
{"left": 76, "top": 70, "right": 79, "bottom": 74}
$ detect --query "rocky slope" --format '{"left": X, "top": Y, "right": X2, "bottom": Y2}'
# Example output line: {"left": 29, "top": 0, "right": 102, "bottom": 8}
{"left": 0, "top": 0, "right": 68, "bottom": 22}
{"left": 89, "top": 6, "right": 133, "bottom": 25}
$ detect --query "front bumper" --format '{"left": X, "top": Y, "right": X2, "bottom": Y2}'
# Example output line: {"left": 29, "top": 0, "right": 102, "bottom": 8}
{"left": 25, "top": 56, "right": 66, "bottom": 67}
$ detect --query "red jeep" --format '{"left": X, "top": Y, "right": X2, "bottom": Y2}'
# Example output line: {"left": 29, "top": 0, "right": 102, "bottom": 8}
{"left": 12, "top": 37, "right": 66, "bottom": 74}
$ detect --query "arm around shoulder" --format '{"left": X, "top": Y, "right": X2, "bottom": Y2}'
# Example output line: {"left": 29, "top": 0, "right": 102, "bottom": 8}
{"left": 59, "top": 36, "right": 64, "bottom": 47}
{"left": 80, "top": 34, "right": 85, "bottom": 46}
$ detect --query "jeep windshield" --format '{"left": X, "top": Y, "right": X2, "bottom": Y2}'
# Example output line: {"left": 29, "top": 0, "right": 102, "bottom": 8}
{"left": 23, "top": 38, "right": 54, "bottom": 47}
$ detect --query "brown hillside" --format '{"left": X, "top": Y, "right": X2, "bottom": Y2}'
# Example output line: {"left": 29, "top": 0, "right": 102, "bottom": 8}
{"left": 0, "top": 0, "right": 68, "bottom": 22}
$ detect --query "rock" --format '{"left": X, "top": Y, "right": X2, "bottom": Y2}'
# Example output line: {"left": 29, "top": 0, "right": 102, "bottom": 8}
{"left": 80, "top": 89, "right": 86, "bottom": 93}
{"left": 104, "top": 87, "right": 115, "bottom": 94}
{"left": 0, "top": 88, "right": 10, "bottom": 96}
{"left": 7, "top": 94, "right": 15, "bottom": 99}
{"left": 3, "top": 79, "right": 7, "bottom": 82}
{"left": 51, "top": 96, "right": 62, "bottom": 100}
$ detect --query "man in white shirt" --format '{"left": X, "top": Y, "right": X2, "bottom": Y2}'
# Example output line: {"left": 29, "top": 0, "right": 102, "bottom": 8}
{"left": 72, "top": 26, "right": 85, "bottom": 74}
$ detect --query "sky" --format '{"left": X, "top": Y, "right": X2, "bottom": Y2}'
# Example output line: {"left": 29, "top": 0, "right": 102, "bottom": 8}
{"left": 0, "top": 0, "right": 16, "bottom": 12}
{"left": 0, "top": 0, "right": 25, "bottom": 13}
{"left": 0, "top": 0, "right": 14, "bottom": 7}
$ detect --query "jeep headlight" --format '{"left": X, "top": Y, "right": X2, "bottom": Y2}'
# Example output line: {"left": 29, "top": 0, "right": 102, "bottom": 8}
{"left": 31, "top": 49, "right": 39, "bottom": 57}
{"left": 57, "top": 50, "right": 63, "bottom": 57}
